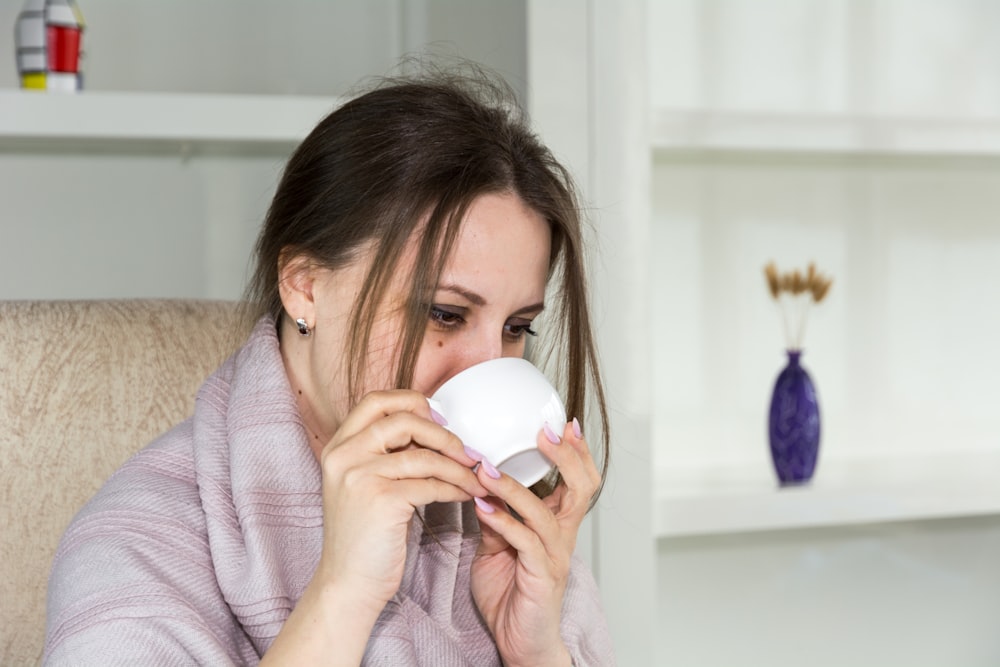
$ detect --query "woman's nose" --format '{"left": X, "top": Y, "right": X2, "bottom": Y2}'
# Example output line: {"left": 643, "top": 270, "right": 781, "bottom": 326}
{"left": 462, "top": 332, "right": 507, "bottom": 368}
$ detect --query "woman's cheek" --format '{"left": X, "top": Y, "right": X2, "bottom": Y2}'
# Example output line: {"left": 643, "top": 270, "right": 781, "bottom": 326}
{"left": 412, "top": 336, "right": 466, "bottom": 396}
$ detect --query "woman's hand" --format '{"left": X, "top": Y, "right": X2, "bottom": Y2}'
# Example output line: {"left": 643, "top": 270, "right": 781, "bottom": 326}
{"left": 470, "top": 419, "right": 600, "bottom": 667}
{"left": 315, "top": 389, "right": 486, "bottom": 608}
{"left": 263, "top": 389, "right": 485, "bottom": 666}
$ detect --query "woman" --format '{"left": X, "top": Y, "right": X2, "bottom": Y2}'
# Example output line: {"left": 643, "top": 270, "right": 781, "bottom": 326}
{"left": 45, "top": 65, "right": 614, "bottom": 666}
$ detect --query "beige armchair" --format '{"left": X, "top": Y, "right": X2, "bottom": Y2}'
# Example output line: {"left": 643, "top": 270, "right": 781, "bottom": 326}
{"left": 0, "top": 299, "right": 242, "bottom": 665}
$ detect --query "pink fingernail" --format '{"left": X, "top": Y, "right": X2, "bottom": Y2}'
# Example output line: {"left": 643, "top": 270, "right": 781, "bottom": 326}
{"left": 543, "top": 422, "right": 561, "bottom": 445}
{"left": 430, "top": 408, "right": 448, "bottom": 426}
{"left": 474, "top": 496, "right": 495, "bottom": 514}
{"left": 464, "top": 445, "right": 483, "bottom": 462}
{"left": 481, "top": 458, "right": 501, "bottom": 479}
{"left": 572, "top": 417, "right": 583, "bottom": 439}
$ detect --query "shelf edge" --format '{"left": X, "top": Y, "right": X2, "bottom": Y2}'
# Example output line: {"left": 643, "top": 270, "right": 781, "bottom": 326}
{"left": 656, "top": 451, "right": 1000, "bottom": 538}
{"left": 0, "top": 90, "right": 344, "bottom": 146}
{"left": 650, "top": 109, "right": 1000, "bottom": 158}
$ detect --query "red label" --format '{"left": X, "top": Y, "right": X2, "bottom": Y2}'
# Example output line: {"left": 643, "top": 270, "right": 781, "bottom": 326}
{"left": 47, "top": 25, "right": 81, "bottom": 73}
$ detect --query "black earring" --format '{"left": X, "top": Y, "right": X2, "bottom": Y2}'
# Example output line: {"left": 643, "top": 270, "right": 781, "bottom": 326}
{"left": 295, "top": 318, "right": 311, "bottom": 337}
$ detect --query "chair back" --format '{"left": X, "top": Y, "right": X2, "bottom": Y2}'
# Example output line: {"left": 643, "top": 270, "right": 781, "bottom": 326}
{"left": 0, "top": 299, "right": 242, "bottom": 665}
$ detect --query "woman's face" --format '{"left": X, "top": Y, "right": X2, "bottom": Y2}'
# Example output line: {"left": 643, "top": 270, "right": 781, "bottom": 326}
{"left": 410, "top": 191, "right": 552, "bottom": 397}
{"left": 294, "top": 191, "right": 552, "bottom": 441}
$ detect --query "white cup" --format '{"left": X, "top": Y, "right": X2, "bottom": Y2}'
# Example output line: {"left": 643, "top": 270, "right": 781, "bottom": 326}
{"left": 427, "top": 357, "right": 566, "bottom": 486}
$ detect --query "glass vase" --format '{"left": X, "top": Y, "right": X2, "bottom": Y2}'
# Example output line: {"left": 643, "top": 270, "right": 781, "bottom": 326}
{"left": 768, "top": 349, "right": 820, "bottom": 485}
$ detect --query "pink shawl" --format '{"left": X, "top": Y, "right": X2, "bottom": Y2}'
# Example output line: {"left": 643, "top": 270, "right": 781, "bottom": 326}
{"left": 44, "top": 317, "right": 615, "bottom": 665}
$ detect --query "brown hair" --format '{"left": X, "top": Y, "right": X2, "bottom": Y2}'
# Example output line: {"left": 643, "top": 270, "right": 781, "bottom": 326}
{"left": 243, "top": 63, "right": 609, "bottom": 504}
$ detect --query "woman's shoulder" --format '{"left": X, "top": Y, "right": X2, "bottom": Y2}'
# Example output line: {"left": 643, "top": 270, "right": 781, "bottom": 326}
{"left": 100, "top": 418, "right": 202, "bottom": 507}
{"left": 52, "top": 418, "right": 208, "bottom": 574}
{"left": 44, "top": 420, "right": 250, "bottom": 664}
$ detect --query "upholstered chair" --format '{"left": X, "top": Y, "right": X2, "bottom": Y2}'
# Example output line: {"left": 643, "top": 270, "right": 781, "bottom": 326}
{"left": 0, "top": 299, "right": 241, "bottom": 665}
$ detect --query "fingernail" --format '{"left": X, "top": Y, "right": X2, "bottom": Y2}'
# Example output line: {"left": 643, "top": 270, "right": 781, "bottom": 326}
{"left": 543, "top": 422, "right": 561, "bottom": 445}
{"left": 464, "top": 445, "right": 483, "bottom": 462}
{"left": 474, "top": 496, "right": 495, "bottom": 514}
{"left": 430, "top": 408, "right": 448, "bottom": 426}
{"left": 572, "top": 417, "right": 583, "bottom": 439}
{"left": 481, "top": 458, "right": 501, "bottom": 479}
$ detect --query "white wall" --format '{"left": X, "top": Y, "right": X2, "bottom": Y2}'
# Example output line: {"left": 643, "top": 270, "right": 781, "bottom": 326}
{"left": 0, "top": 151, "right": 285, "bottom": 300}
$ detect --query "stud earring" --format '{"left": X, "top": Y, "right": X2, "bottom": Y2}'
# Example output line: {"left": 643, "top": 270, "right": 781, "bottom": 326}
{"left": 295, "top": 318, "right": 311, "bottom": 337}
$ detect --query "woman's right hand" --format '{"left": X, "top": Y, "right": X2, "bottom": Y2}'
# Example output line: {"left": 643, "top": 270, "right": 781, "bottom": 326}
{"left": 262, "top": 389, "right": 485, "bottom": 666}
{"left": 315, "top": 389, "right": 486, "bottom": 607}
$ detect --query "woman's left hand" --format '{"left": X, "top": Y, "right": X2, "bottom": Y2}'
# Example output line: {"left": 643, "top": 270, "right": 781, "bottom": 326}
{"left": 469, "top": 419, "right": 600, "bottom": 667}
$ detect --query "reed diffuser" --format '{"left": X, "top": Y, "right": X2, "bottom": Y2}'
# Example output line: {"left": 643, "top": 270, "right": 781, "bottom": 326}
{"left": 763, "top": 261, "right": 833, "bottom": 485}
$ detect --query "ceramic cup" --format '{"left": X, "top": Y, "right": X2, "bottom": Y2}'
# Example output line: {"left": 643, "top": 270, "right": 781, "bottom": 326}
{"left": 427, "top": 357, "right": 566, "bottom": 487}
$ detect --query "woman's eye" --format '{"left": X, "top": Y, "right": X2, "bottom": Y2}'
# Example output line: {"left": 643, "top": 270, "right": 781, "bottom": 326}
{"left": 504, "top": 320, "right": 537, "bottom": 341}
{"left": 429, "top": 305, "right": 464, "bottom": 329}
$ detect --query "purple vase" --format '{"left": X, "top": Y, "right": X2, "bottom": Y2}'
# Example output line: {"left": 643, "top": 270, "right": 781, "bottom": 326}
{"left": 768, "top": 349, "right": 820, "bottom": 485}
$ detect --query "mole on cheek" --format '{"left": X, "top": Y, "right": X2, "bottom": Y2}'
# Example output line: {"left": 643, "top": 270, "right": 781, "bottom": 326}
{"left": 437, "top": 340, "right": 444, "bottom": 348}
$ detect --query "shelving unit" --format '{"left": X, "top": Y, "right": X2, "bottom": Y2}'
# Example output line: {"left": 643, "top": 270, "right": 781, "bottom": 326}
{"left": 0, "top": 89, "right": 347, "bottom": 302}
{"left": 0, "top": 89, "right": 342, "bottom": 152}
{"left": 642, "top": 5, "right": 1000, "bottom": 664}
{"left": 649, "top": 109, "right": 1000, "bottom": 542}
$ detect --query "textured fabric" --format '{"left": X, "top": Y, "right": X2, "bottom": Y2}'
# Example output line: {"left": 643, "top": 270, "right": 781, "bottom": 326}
{"left": 44, "top": 316, "right": 616, "bottom": 666}
{"left": 0, "top": 299, "right": 241, "bottom": 666}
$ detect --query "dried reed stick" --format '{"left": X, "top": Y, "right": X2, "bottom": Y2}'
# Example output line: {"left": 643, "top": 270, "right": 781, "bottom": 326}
{"left": 763, "top": 261, "right": 833, "bottom": 349}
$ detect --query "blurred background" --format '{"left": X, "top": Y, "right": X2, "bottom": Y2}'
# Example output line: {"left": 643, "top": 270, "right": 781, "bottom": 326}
{"left": 2, "top": 1, "right": 999, "bottom": 665}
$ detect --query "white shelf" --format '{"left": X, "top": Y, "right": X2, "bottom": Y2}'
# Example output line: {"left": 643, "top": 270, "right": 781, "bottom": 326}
{"left": 651, "top": 109, "right": 1000, "bottom": 158}
{"left": 0, "top": 89, "right": 343, "bottom": 150}
{"left": 656, "top": 450, "right": 1000, "bottom": 539}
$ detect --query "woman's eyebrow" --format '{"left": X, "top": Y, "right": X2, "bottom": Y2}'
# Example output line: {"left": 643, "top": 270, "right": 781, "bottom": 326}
{"left": 437, "top": 284, "right": 486, "bottom": 306}
{"left": 437, "top": 283, "right": 544, "bottom": 316}
{"left": 511, "top": 302, "right": 545, "bottom": 317}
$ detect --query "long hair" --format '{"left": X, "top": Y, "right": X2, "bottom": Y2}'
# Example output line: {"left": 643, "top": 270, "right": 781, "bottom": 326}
{"left": 243, "top": 63, "right": 609, "bottom": 503}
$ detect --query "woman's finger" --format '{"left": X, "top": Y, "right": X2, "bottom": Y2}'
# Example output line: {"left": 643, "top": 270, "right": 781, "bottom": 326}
{"left": 473, "top": 491, "right": 573, "bottom": 588}
{"left": 473, "top": 492, "right": 549, "bottom": 560}
{"left": 333, "top": 389, "right": 447, "bottom": 444}
{"left": 473, "top": 420, "right": 603, "bottom": 557}
{"left": 474, "top": 464, "right": 565, "bottom": 558}
{"left": 363, "top": 447, "right": 488, "bottom": 498}
{"left": 333, "top": 389, "right": 426, "bottom": 439}
{"left": 329, "top": 391, "right": 477, "bottom": 466}
{"left": 536, "top": 422, "right": 600, "bottom": 524}
{"left": 389, "top": 477, "right": 478, "bottom": 508}
{"left": 563, "top": 419, "right": 602, "bottom": 489}
{"left": 473, "top": 496, "right": 512, "bottom": 556}
{"left": 535, "top": 425, "right": 591, "bottom": 522}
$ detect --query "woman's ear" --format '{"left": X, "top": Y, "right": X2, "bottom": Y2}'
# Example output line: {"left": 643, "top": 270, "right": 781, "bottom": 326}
{"left": 277, "top": 252, "right": 319, "bottom": 329}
